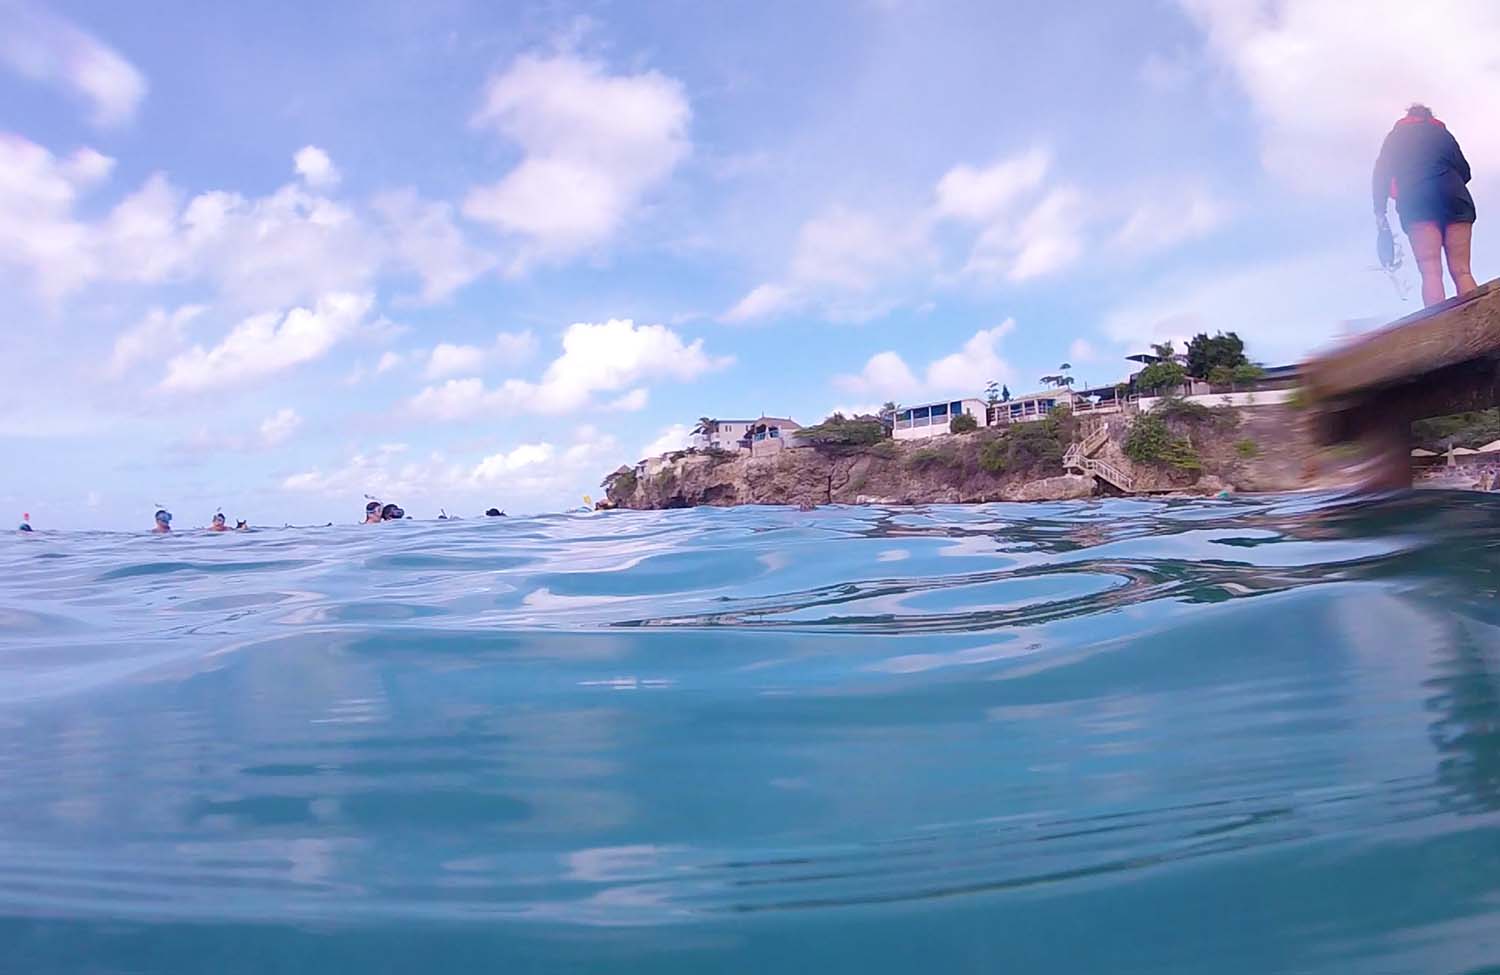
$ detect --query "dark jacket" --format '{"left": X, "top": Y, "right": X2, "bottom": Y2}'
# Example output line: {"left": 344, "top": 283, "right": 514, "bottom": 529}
{"left": 1372, "top": 114, "right": 1475, "bottom": 228}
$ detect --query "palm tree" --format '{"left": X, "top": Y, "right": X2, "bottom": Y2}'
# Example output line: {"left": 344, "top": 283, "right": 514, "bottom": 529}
{"left": 693, "top": 416, "right": 714, "bottom": 436}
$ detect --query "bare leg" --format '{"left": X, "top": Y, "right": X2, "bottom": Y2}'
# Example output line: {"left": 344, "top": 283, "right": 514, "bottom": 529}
{"left": 1408, "top": 221, "right": 1446, "bottom": 306}
{"left": 1443, "top": 221, "right": 1479, "bottom": 296}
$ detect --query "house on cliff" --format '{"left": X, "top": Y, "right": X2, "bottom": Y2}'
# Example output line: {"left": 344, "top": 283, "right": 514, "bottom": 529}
{"left": 690, "top": 416, "right": 803, "bottom": 455}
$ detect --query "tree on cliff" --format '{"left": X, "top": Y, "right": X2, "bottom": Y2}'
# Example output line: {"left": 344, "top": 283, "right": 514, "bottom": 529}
{"left": 1186, "top": 332, "right": 1248, "bottom": 379}
{"left": 798, "top": 413, "right": 888, "bottom": 448}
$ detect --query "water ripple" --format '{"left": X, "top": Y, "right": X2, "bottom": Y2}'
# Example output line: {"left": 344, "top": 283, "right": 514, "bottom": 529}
{"left": 1, "top": 492, "right": 1498, "bottom": 973}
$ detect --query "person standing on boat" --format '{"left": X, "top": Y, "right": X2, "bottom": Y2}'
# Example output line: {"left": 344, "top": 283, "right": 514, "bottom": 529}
{"left": 1372, "top": 104, "right": 1478, "bottom": 307}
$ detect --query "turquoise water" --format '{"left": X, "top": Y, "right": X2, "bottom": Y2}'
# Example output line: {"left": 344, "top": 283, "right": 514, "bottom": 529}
{"left": 2, "top": 494, "right": 1498, "bottom": 972}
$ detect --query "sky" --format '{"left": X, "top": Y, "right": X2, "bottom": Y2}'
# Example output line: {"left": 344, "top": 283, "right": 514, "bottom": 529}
{"left": 4, "top": 0, "right": 1499, "bottom": 529}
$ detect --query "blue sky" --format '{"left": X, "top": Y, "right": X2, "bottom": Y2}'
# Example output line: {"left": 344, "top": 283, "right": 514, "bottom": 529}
{"left": 4, "top": 0, "right": 1498, "bottom": 528}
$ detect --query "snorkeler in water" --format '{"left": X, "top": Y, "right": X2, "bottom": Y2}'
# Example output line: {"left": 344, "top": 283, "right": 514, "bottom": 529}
{"left": 152, "top": 509, "right": 172, "bottom": 533}
{"left": 18, "top": 513, "right": 33, "bottom": 533}
{"left": 208, "top": 512, "right": 230, "bottom": 532}
{"left": 380, "top": 503, "right": 405, "bottom": 521}
{"left": 364, "top": 500, "right": 383, "bottom": 524}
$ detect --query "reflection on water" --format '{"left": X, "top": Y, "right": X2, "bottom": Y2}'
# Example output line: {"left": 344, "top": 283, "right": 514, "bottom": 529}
{"left": 1, "top": 493, "right": 1498, "bottom": 973}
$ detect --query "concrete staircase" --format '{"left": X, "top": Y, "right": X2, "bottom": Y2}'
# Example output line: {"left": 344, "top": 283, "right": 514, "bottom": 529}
{"left": 1065, "top": 421, "right": 1136, "bottom": 493}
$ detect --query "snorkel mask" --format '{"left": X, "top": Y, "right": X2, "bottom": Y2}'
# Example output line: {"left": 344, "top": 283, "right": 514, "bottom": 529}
{"left": 155, "top": 509, "right": 173, "bottom": 526}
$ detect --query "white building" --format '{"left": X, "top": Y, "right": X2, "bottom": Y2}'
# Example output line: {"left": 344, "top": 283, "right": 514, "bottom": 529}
{"left": 893, "top": 399, "right": 988, "bottom": 441}
{"left": 741, "top": 416, "right": 802, "bottom": 456}
{"left": 991, "top": 390, "right": 1073, "bottom": 424}
{"left": 691, "top": 419, "right": 755, "bottom": 451}
{"left": 690, "top": 417, "right": 802, "bottom": 454}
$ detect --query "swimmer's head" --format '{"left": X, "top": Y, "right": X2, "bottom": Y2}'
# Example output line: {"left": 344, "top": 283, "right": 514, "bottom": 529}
{"left": 212, "top": 512, "right": 226, "bottom": 526}
{"left": 381, "top": 503, "right": 404, "bottom": 520}
{"left": 154, "top": 509, "right": 172, "bottom": 526}
{"left": 365, "top": 500, "right": 381, "bottom": 517}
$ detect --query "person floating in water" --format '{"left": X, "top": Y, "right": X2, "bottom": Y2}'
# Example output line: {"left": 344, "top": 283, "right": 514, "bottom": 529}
{"left": 1372, "top": 103, "right": 1478, "bottom": 307}
{"left": 485, "top": 507, "right": 505, "bottom": 517}
{"left": 152, "top": 509, "right": 172, "bottom": 533}
{"left": 208, "top": 512, "right": 230, "bottom": 532}
{"left": 380, "top": 503, "right": 405, "bottom": 521}
{"left": 18, "top": 512, "right": 33, "bottom": 533}
{"left": 364, "top": 500, "right": 383, "bottom": 524}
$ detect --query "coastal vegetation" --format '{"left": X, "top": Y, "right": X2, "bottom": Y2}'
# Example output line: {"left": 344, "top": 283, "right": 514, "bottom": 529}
{"left": 1412, "top": 408, "right": 1500, "bottom": 449}
{"left": 950, "top": 413, "right": 978, "bottom": 434}
{"left": 1125, "top": 412, "right": 1202, "bottom": 471}
{"left": 977, "top": 406, "right": 1074, "bottom": 474}
{"left": 797, "top": 413, "right": 887, "bottom": 449}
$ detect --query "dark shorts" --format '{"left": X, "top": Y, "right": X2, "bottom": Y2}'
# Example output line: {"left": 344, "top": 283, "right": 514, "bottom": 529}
{"left": 1398, "top": 189, "right": 1477, "bottom": 234}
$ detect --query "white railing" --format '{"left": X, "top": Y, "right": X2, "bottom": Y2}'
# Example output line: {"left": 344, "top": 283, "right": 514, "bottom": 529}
{"left": 1081, "top": 457, "right": 1135, "bottom": 491}
{"left": 1064, "top": 422, "right": 1134, "bottom": 491}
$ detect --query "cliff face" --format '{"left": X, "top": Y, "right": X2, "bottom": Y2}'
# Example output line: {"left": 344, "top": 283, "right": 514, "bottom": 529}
{"left": 604, "top": 405, "right": 1334, "bottom": 510}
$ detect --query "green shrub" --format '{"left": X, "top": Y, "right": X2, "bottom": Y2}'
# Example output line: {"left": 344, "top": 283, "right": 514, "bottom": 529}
{"left": 1125, "top": 412, "right": 1201, "bottom": 471}
{"left": 605, "top": 469, "right": 638, "bottom": 496}
{"left": 798, "top": 413, "right": 888, "bottom": 447}
{"left": 1235, "top": 439, "right": 1260, "bottom": 459}
{"left": 950, "top": 413, "right": 978, "bottom": 434}
{"left": 974, "top": 418, "right": 1068, "bottom": 475}
{"left": 906, "top": 445, "right": 961, "bottom": 470}
{"left": 1154, "top": 396, "right": 1210, "bottom": 423}
{"left": 1136, "top": 361, "right": 1186, "bottom": 393}
{"left": 1124, "top": 412, "right": 1172, "bottom": 463}
{"left": 979, "top": 439, "right": 1008, "bottom": 473}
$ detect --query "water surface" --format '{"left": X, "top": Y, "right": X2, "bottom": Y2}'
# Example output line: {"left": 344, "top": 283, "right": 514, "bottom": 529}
{"left": 2, "top": 494, "right": 1498, "bottom": 972}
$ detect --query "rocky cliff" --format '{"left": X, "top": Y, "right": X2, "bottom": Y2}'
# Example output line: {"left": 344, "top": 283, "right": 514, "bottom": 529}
{"left": 603, "top": 404, "right": 1341, "bottom": 510}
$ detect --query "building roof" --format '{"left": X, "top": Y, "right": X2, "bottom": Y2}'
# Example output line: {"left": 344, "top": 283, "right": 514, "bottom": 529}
{"left": 1477, "top": 439, "right": 1500, "bottom": 453}
{"left": 1410, "top": 448, "right": 1438, "bottom": 457}
{"left": 1450, "top": 446, "right": 1479, "bottom": 455}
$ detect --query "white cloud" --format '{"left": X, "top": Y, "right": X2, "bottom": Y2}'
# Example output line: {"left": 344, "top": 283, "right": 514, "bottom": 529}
{"left": 282, "top": 427, "right": 621, "bottom": 509}
{"left": 422, "top": 330, "right": 537, "bottom": 379}
{"left": 0, "top": 135, "right": 487, "bottom": 309}
{"left": 722, "top": 207, "right": 933, "bottom": 322}
{"left": 609, "top": 388, "right": 649, "bottom": 411}
{"left": 463, "top": 53, "right": 691, "bottom": 268}
{"left": 493, "top": 329, "right": 537, "bottom": 363}
{"left": 640, "top": 423, "right": 691, "bottom": 458}
{"left": 0, "top": 136, "right": 112, "bottom": 297}
{"left": 723, "top": 283, "right": 798, "bottom": 323}
{"left": 1110, "top": 187, "right": 1233, "bottom": 254}
{"left": 933, "top": 148, "right": 1050, "bottom": 223}
{"left": 107, "top": 304, "right": 204, "bottom": 378}
{"left": 472, "top": 442, "right": 554, "bottom": 481}
{"left": 293, "top": 146, "right": 340, "bottom": 189}
{"left": 160, "top": 292, "right": 372, "bottom": 393}
{"left": 424, "top": 342, "right": 488, "bottom": 380}
{"left": 1178, "top": 0, "right": 1500, "bottom": 194}
{"left": 835, "top": 321, "right": 1015, "bottom": 400}
{"left": 408, "top": 319, "right": 732, "bottom": 420}
{"left": 0, "top": 2, "right": 147, "bottom": 127}
{"left": 1101, "top": 248, "right": 1402, "bottom": 363}
{"left": 1068, "top": 338, "right": 1099, "bottom": 363}
{"left": 376, "top": 350, "right": 404, "bottom": 374}
{"left": 373, "top": 189, "right": 495, "bottom": 302}
{"left": 964, "top": 187, "right": 1085, "bottom": 282}
{"left": 258, "top": 407, "right": 302, "bottom": 446}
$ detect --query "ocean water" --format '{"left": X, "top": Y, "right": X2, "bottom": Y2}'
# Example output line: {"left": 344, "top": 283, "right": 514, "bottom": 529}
{"left": 2, "top": 494, "right": 1498, "bottom": 973}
